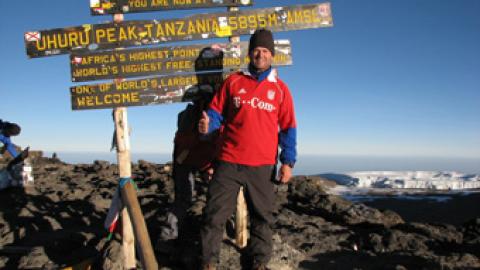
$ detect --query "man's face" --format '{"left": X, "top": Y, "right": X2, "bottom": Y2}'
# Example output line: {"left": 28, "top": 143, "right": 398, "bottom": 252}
{"left": 250, "top": 47, "right": 273, "bottom": 72}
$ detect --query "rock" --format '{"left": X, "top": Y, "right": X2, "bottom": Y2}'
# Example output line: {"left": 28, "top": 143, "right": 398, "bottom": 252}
{"left": 18, "top": 247, "right": 55, "bottom": 269}
{"left": 99, "top": 239, "right": 124, "bottom": 270}
{"left": 289, "top": 176, "right": 329, "bottom": 200}
{"left": 463, "top": 218, "right": 480, "bottom": 244}
{"left": 438, "top": 253, "right": 480, "bottom": 269}
{"left": 307, "top": 194, "right": 404, "bottom": 227}
{"left": 267, "top": 234, "right": 305, "bottom": 269}
{"left": 138, "top": 159, "right": 155, "bottom": 171}
{"left": 383, "top": 229, "right": 430, "bottom": 253}
{"left": 0, "top": 256, "right": 7, "bottom": 269}
{"left": 93, "top": 160, "right": 110, "bottom": 170}
{"left": 395, "top": 222, "right": 463, "bottom": 244}
{"left": 28, "top": 150, "right": 43, "bottom": 161}
{"left": 43, "top": 216, "right": 62, "bottom": 230}
{"left": 341, "top": 203, "right": 404, "bottom": 226}
{"left": 162, "top": 163, "right": 172, "bottom": 174}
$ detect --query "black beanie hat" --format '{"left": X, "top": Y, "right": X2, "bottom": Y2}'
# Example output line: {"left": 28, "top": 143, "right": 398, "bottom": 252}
{"left": 248, "top": 29, "right": 275, "bottom": 56}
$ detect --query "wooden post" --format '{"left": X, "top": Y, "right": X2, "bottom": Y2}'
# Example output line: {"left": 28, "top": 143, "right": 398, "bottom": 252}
{"left": 235, "top": 186, "right": 248, "bottom": 248}
{"left": 228, "top": 6, "right": 248, "bottom": 249}
{"left": 114, "top": 107, "right": 158, "bottom": 270}
{"left": 113, "top": 107, "right": 136, "bottom": 269}
{"left": 113, "top": 14, "right": 158, "bottom": 270}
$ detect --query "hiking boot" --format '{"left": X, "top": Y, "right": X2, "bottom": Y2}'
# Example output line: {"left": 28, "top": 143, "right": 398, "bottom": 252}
{"left": 159, "top": 212, "right": 179, "bottom": 240}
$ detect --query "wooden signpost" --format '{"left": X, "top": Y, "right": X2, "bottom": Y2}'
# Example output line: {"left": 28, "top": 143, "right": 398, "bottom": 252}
{"left": 25, "top": 3, "right": 332, "bottom": 58}
{"left": 90, "top": 0, "right": 253, "bottom": 15}
{"left": 111, "top": 13, "right": 156, "bottom": 269}
{"left": 112, "top": 105, "right": 137, "bottom": 269}
{"left": 70, "top": 40, "right": 292, "bottom": 82}
{"left": 25, "top": 1, "right": 333, "bottom": 269}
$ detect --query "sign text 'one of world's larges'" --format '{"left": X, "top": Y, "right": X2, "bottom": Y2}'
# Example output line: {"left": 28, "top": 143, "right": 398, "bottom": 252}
{"left": 70, "top": 72, "right": 229, "bottom": 110}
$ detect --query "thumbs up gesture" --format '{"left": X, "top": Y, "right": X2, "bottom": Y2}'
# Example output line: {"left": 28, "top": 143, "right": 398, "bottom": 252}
{"left": 198, "top": 111, "right": 210, "bottom": 134}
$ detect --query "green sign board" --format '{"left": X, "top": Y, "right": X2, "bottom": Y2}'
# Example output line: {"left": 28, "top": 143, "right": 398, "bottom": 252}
{"left": 90, "top": 0, "right": 253, "bottom": 15}
{"left": 25, "top": 3, "right": 332, "bottom": 58}
{"left": 70, "top": 40, "right": 291, "bottom": 82}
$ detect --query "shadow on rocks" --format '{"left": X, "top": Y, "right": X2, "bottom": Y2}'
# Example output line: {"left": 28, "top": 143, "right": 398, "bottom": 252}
{"left": 299, "top": 250, "right": 439, "bottom": 270}
{"left": 0, "top": 182, "right": 104, "bottom": 269}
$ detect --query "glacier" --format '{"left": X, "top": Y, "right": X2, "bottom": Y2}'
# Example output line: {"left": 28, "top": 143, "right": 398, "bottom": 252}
{"left": 320, "top": 171, "right": 480, "bottom": 190}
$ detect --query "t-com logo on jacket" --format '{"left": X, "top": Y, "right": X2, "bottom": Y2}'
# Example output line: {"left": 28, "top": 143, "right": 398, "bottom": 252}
{"left": 232, "top": 96, "right": 276, "bottom": 112}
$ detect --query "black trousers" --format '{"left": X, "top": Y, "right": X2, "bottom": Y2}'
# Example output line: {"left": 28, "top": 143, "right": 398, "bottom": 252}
{"left": 159, "top": 161, "right": 196, "bottom": 240}
{"left": 200, "top": 161, "right": 275, "bottom": 265}
{"left": 171, "top": 162, "right": 195, "bottom": 226}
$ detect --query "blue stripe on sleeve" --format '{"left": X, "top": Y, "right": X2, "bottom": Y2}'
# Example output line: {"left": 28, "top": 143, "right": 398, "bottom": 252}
{"left": 6, "top": 144, "right": 17, "bottom": 158}
{"left": 207, "top": 109, "right": 223, "bottom": 134}
{"left": 279, "top": 127, "right": 297, "bottom": 164}
{"left": 0, "top": 134, "right": 17, "bottom": 158}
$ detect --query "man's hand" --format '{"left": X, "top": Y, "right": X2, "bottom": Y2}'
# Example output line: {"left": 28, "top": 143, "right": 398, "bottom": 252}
{"left": 198, "top": 111, "right": 210, "bottom": 134}
{"left": 200, "top": 167, "right": 214, "bottom": 182}
{"left": 207, "top": 167, "right": 214, "bottom": 181}
{"left": 278, "top": 164, "right": 293, "bottom": 184}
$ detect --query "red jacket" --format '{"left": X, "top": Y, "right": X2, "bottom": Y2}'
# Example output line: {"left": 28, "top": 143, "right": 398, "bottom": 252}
{"left": 209, "top": 69, "right": 296, "bottom": 166}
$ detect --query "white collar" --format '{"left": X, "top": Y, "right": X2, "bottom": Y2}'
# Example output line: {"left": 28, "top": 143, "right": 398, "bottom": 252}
{"left": 267, "top": 68, "right": 278, "bottom": 82}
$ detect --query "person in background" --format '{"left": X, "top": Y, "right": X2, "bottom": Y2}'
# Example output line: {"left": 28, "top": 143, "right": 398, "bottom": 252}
{"left": 158, "top": 93, "right": 219, "bottom": 247}
{"left": 198, "top": 29, "right": 297, "bottom": 270}
{"left": 0, "top": 119, "right": 21, "bottom": 158}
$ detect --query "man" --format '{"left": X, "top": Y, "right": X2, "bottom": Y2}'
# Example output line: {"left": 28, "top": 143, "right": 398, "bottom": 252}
{"left": 198, "top": 29, "right": 297, "bottom": 270}
{"left": 158, "top": 47, "right": 224, "bottom": 249}
{"left": 158, "top": 97, "right": 217, "bottom": 244}
{"left": 0, "top": 120, "right": 21, "bottom": 158}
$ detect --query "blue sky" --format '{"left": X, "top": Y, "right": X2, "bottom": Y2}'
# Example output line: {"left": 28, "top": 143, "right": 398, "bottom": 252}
{"left": 1, "top": 0, "right": 479, "bottom": 161}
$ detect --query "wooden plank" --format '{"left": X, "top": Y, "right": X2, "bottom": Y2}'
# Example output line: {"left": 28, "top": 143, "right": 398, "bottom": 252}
{"left": 70, "top": 72, "right": 226, "bottom": 110}
{"left": 25, "top": 3, "right": 332, "bottom": 58}
{"left": 122, "top": 208, "right": 136, "bottom": 269}
{"left": 70, "top": 40, "right": 291, "bottom": 82}
{"left": 235, "top": 186, "right": 248, "bottom": 248}
{"left": 90, "top": 0, "right": 253, "bottom": 15}
{"left": 120, "top": 181, "right": 158, "bottom": 269}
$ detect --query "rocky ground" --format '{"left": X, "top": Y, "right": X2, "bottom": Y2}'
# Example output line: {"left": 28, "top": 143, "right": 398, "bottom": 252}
{"left": 0, "top": 156, "right": 479, "bottom": 269}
